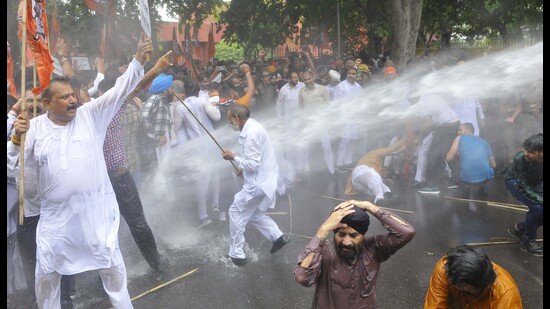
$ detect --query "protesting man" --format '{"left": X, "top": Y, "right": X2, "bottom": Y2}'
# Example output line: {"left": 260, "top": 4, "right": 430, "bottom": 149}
{"left": 294, "top": 199, "right": 415, "bottom": 308}
{"left": 505, "top": 133, "right": 543, "bottom": 257}
{"left": 424, "top": 245, "right": 523, "bottom": 308}
{"left": 7, "top": 33, "right": 153, "bottom": 308}
{"left": 221, "top": 104, "right": 290, "bottom": 266}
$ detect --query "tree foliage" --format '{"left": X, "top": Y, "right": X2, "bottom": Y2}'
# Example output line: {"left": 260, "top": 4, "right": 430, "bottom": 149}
{"left": 6, "top": 0, "right": 542, "bottom": 70}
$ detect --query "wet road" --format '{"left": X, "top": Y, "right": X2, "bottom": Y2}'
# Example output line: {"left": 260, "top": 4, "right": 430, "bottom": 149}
{"left": 9, "top": 158, "right": 543, "bottom": 309}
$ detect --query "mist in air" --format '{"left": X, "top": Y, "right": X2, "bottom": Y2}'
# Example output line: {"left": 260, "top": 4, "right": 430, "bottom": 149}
{"left": 131, "top": 42, "right": 542, "bottom": 272}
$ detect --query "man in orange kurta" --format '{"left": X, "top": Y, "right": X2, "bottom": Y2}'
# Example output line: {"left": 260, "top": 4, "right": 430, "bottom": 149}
{"left": 424, "top": 245, "right": 523, "bottom": 309}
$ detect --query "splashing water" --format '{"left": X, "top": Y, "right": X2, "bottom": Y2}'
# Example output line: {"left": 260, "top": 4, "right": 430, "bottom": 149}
{"left": 141, "top": 42, "right": 542, "bottom": 256}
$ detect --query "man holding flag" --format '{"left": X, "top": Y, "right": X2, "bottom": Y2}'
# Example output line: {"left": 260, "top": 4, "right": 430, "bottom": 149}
{"left": 8, "top": 33, "right": 156, "bottom": 309}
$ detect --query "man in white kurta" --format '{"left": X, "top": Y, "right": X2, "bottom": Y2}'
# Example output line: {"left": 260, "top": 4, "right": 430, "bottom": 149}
{"left": 172, "top": 85, "right": 222, "bottom": 227}
{"left": 222, "top": 104, "right": 290, "bottom": 266}
{"left": 333, "top": 67, "right": 363, "bottom": 170}
{"left": 7, "top": 35, "right": 155, "bottom": 309}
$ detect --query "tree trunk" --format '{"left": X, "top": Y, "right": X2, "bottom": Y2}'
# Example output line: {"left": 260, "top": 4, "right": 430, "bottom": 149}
{"left": 385, "top": 0, "right": 423, "bottom": 70}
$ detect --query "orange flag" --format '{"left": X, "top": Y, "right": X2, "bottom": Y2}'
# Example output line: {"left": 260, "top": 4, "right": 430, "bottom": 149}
{"left": 18, "top": 0, "right": 54, "bottom": 95}
{"left": 208, "top": 23, "right": 215, "bottom": 60}
{"left": 7, "top": 42, "right": 17, "bottom": 98}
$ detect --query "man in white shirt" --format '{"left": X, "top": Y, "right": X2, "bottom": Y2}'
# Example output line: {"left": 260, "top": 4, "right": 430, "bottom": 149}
{"left": 7, "top": 33, "right": 159, "bottom": 309}
{"left": 276, "top": 71, "right": 306, "bottom": 186}
{"left": 222, "top": 104, "right": 290, "bottom": 266}
{"left": 333, "top": 67, "right": 363, "bottom": 171}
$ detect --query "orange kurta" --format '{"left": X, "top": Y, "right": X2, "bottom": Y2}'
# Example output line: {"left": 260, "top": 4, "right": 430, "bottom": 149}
{"left": 424, "top": 257, "right": 523, "bottom": 309}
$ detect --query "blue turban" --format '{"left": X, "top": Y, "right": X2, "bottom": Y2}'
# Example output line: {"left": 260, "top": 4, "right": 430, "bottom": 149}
{"left": 149, "top": 74, "right": 173, "bottom": 94}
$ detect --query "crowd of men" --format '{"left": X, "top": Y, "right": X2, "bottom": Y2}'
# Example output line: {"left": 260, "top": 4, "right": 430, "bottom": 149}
{"left": 7, "top": 34, "right": 542, "bottom": 308}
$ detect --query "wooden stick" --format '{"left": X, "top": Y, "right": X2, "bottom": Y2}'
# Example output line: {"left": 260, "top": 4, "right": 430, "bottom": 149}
{"left": 18, "top": 0, "right": 28, "bottom": 226}
{"left": 288, "top": 194, "right": 293, "bottom": 234}
{"left": 466, "top": 239, "right": 543, "bottom": 247}
{"left": 444, "top": 196, "right": 527, "bottom": 208}
{"left": 265, "top": 212, "right": 288, "bottom": 215}
{"left": 171, "top": 90, "right": 239, "bottom": 172}
{"left": 444, "top": 196, "right": 527, "bottom": 212}
{"left": 465, "top": 241, "right": 518, "bottom": 246}
{"left": 129, "top": 268, "right": 199, "bottom": 303}
{"left": 305, "top": 192, "right": 414, "bottom": 214}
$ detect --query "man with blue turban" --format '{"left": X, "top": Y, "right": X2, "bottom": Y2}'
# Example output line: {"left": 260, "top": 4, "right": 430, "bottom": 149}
{"left": 139, "top": 73, "right": 174, "bottom": 179}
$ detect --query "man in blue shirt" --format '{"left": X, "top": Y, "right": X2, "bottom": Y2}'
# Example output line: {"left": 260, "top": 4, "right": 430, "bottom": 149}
{"left": 446, "top": 122, "right": 496, "bottom": 196}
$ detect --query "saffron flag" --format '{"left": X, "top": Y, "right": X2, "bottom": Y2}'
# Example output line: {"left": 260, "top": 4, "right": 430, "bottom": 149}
{"left": 7, "top": 42, "right": 17, "bottom": 98}
{"left": 18, "top": 0, "right": 54, "bottom": 95}
{"left": 208, "top": 23, "right": 215, "bottom": 60}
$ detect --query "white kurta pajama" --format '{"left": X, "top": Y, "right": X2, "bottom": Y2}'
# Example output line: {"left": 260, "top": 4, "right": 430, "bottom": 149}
{"left": 333, "top": 80, "right": 363, "bottom": 167}
{"left": 7, "top": 58, "right": 144, "bottom": 309}
{"left": 228, "top": 118, "right": 284, "bottom": 260}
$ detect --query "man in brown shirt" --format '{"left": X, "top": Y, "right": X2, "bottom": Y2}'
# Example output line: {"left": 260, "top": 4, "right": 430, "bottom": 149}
{"left": 294, "top": 200, "right": 415, "bottom": 308}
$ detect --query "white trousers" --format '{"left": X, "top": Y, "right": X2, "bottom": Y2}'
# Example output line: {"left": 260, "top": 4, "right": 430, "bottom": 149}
{"left": 414, "top": 132, "right": 433, "bottom": 182}
{"left": 351, "top": 165, "right": 390, "bottom": 202}
{"left": 196, "top": 169, "right": 221, "bottom": 220}
{"left": 35, "top": 253, "right": 133, "bottom": 309}
{"left": 320, "top": 129, "right": 335, "bottom": 174}
{"left": 228, "top": 190, "right": 283, "bottom": 259}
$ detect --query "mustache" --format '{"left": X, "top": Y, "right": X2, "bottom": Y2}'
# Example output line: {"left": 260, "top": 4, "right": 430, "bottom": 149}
{"left": 67, "top": 103, "right": 78, "bottom": 111}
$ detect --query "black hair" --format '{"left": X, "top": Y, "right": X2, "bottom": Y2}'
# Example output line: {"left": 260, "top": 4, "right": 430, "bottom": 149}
{"left": 444, "top": 245, "right": 496, "bottom": 290}
{"left": 522, "top": 133, "right": 543, "bottom": 152}
{"left": 98, "top": 78, "right": 117, "bottom": 94}
{"left": 184, "top": 81, "right": 199, "bottom": 97}
{"left": 43, "top": 77, "right": 71, "bottom": 101}
{"left": 208, "top": 82, "right": 220, "bottom": 92}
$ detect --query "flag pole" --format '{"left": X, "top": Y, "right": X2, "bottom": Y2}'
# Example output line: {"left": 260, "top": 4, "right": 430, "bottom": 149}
{"left": 18, "top": 0, "right": 28, "bottom": 226}
{"left": 170, "top": 90, "right": 239, "bottom": 172}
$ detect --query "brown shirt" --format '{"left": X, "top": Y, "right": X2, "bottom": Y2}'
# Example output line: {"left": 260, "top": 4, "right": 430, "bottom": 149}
{"left": 294, "top": 209, "right": 416, "bottom": 309}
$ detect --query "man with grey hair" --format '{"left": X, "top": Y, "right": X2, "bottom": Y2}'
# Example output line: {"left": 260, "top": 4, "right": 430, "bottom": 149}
{"left": 222, "top": 104, "right": 290, "bottom": 266}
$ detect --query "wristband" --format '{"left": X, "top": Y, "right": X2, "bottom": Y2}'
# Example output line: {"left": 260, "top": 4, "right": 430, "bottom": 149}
{"left": 11, "top": 134, "right": 21, "bottom": 146}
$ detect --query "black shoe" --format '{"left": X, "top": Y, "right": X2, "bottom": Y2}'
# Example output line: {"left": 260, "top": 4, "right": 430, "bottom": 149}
{"left": 152, "top": 255, "right": 170, "bottom": 278}
{"left": 270, "top": 235, "right": 290, "bottom": 254}
{"left": 413, "top": 181, "right": 426, "bottom": 189}
{"left": 442, "top": 178, "right": 460, "bottom": 189}
{"left": 197, "top": 217, "right": 213, "bottom": 229}
{"left": 521, "top": 240, "right": 543, "bottom": 258}
{"left": 212, "top": 207, "right": 220, "bottom": 221}
{"left": 507, "top": 224, "right": 523, "bottom": 241}
{"left": 230, "top": 257, "right": 247, "bottom": 266}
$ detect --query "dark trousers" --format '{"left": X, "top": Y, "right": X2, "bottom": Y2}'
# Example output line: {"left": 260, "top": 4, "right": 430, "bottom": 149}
{"left": 505, "top": 178, "right": 544, "bottom": 241}
{"left": 17, "top": 215, "right": 75, "bottom": 306}
{"left": 425, "top": 122, "right": 460, "bottom": 186}
{"left": 109, "top": 169, "right": 162, "bottom": 270}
